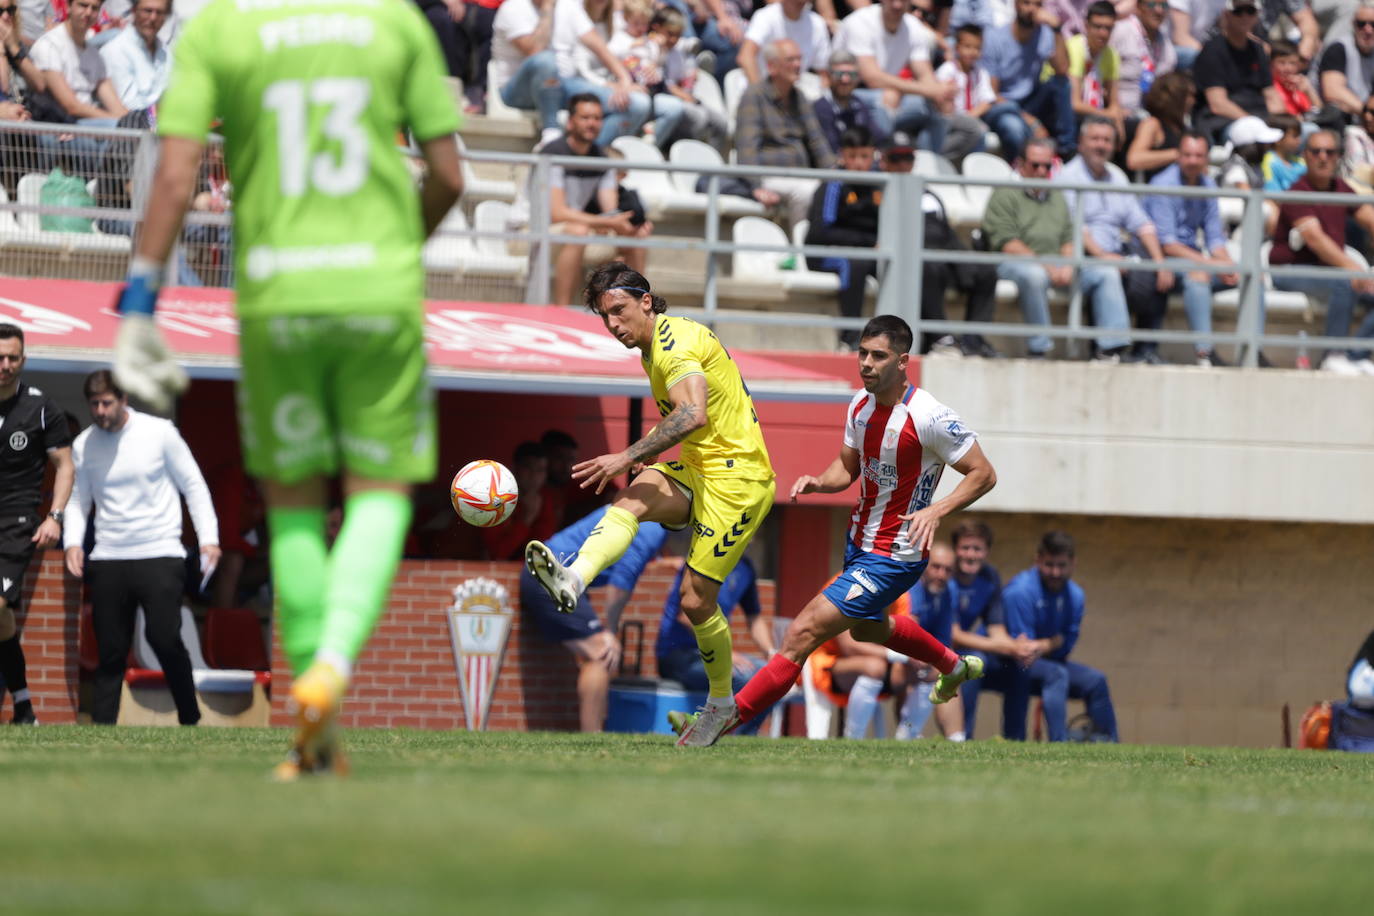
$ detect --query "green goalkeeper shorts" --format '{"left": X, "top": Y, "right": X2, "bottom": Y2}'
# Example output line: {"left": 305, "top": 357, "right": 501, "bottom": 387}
{"left": 236, "top": 312, "right": 436, "bottom": 485}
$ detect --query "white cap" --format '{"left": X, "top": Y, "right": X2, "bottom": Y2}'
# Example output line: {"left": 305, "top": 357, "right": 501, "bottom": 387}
{"left": 1227, "top": 116, "right": 1284, "bottom": 146}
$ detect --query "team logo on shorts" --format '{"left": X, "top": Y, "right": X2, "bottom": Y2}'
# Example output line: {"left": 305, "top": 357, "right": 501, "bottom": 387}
{"left": 447, "top": 578, "right": 515, "bottom": 731}
{"left": 272, "top": 395, "right": 324, "bottom": 444}
{"left": 851, "top": 568, "right": 878, "bottom": 594}
{"left": 8, "top": 431, "right": 27, "bottom": 451}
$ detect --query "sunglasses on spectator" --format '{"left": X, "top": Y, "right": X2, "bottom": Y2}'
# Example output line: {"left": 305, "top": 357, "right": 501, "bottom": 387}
{"left": 885, "top": 151, "right": 915, "bottom": 161}
{"left": 831, "top": 69, "right": 858, "bottom": 80}
{"left": 0, "top": 5, "right": 15, "bottom": 13}
{"left": 1308, "top": 147, "right": 1339, "bottom": 157}
{"left": 1231, "top": 6, "right": 1258, "bottom": 16}
{"left": 1140, "top": 1, "right": 1167, "bottom": 8}
{"left": 1024, "top": 161, "right": 1053, "bottom": 172}
{"left": 1364, "top": 108, "right": 1374, "bottom": 116}
{"left": 1357, "top": 18, "right": 1374, "bottom": 29}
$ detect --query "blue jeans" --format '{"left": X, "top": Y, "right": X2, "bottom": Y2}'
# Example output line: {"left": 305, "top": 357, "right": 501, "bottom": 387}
{"left": 698, "top": 19, "right": 741, "bottom": 79}
{"left": 1027, "top": 658, "right": 1118, "bottom": 742}
{"left": 1175, "top": 43, "right": 1200, "bottom": 72}
{"left": 650, "top": 93, "right": 687, "bottom": 151}
{"left": 561, "top": 77, "right": 651, "bottom": 146}
{"left": 1271, "top": 275, "right": 1374, "bottom": 360}
{"left": 961, "top": 652, "right": 1031, "bottom": 740}
{"left": 997, "top": 260, "right": 1056, "bottom": 354}
{"left": 1080, "top": 264, "right": 1131, "bottom": 351}
{"left": 657, "top": 647, "right": 768, "bottom": 735}
{"left": 853, "top": 88, "right": 946, "bottom": 152}
{"left": 499, "top": 51, "right": 564, "bottom": 131}
{"left": 983, "top": 75, "right": 1074, "bottom": 160}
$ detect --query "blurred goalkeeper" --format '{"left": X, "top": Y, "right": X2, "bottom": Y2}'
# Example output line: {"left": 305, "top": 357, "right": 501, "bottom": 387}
{"left": 113, "top": 0, "right": 465, "bottom": 778}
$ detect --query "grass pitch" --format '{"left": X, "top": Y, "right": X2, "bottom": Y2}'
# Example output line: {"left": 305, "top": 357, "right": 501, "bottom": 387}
{"left": 2, "top": 728, "right": 1371, "bottom": 915}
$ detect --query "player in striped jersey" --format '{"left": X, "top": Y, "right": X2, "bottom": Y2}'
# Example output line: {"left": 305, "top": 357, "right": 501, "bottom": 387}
{"left": 670, "top": 315, "right": 997, "bottom": 747}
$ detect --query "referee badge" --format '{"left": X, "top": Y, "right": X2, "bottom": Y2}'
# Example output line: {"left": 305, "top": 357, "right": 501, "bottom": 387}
{"left": 8, "top": 431, "right": 27, "bottom": 451}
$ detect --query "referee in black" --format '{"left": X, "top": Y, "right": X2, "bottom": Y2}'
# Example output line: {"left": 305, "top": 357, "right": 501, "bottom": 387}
{"left": 0, "top": 324, "right": 74, "bottom": 724}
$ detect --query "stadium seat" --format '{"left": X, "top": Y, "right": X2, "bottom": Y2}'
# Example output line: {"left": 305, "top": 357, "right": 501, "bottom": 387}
{"left": 791, "top": 219, "right": 879, "bottom": 294}
{"left": 612, "top": 135, "right": 717, "bottom": 218}
{"left": 453, "top": 133, "right": 517, "bottom": 204}
{"left": 424, "top": 203, "right": 525, "bottom": 277}
{"left": 473, "top": 200, "right": 529, "bottom": 268}
{"left": 914, "top": 151, "right": 980, "bottom": 228}
{"left": 960, "top": 151, "right": 1012, "bottom": 218}
{"left": 667, "top": 139, "right": 766, "bottom": 215}
{"left": 723, "top": 68, "right": 748, "bottom": 135}
{"left": 797, "top": 71, "right": 822, "bottom": 102}
{"left": 483, "top": 61, "right": 540, "bottom": 125}
{"left": 203, "top": 607, "right": 271, "bottom": 671}
{"left": 734, "top": 216, "right": 849, "bottom": 294}
{"left": 1212, "top": 238, "right": 1311, "bottom": 316}
{"left": 691, "top": 70, "right": 727, "bottom": 127}
{"left": 9, "top": 173, "right": 133, "bottom": 254}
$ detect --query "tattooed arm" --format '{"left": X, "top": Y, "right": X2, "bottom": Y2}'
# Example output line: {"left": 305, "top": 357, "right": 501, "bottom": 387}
{"left": 572, "top": 374, "right": 709, "bottom": 494}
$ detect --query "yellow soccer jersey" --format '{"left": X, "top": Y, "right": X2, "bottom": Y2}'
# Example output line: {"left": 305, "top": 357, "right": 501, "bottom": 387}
{"left": 644, "top": 315, "right": 773, "bottom": 481}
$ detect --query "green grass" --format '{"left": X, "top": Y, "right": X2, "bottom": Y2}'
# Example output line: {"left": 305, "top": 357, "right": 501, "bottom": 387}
{"left": 2, "top": 728, "right": 1371, "bottom": 915}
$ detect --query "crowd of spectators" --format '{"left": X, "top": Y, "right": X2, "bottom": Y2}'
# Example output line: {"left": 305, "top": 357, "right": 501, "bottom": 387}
{"left": 6, "top": 0, "right": 1374, "bottom": 366}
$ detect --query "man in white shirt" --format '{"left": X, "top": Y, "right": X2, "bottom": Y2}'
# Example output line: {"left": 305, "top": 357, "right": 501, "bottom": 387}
{"left": 99, "top": 0, "right": 171, "bottom": 111}
{"left": 493, "top": 0, "right": 565, "bottom": 137}
{"left": 835, "top": 0, "right": 952, "bottom": 151}
{"left": 29, "top": 0, "right": 126, "bottom": 122}
{"left": 64, "top": 369, "right": 219, "bottom": 726}
{"left": 738, "top": 0, "right": 830, "bottom": 85}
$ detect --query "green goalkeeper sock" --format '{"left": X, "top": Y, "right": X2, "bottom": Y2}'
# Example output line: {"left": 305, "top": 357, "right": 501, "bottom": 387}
{"left": 267, "top": 506, "right": 328, "bottom": 677}
{"left": 317, "top": 489, "right": 413, "bottom": 667}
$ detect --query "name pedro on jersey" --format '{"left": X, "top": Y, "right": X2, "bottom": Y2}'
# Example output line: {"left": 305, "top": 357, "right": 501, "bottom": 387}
{"left": 259, "top": 13, "right": 374, "bottom": 51}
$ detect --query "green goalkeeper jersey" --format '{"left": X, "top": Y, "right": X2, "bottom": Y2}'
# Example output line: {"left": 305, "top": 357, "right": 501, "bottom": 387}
{"left": 157, "top": 0, "right": 461, "bottom": 316}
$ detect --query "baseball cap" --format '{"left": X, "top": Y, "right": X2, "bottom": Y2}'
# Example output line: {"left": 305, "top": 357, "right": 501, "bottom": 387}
{"left": 884, "top": 131, "right": 916, "bottom": 154}
{"left": 1224, "top": 0, "right": 1259, "bottom": 11}
{"left": 1227, "top": 115, "right": 1284, "bottom": 146}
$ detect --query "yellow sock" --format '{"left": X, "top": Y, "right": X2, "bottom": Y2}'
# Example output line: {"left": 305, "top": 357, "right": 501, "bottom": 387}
{"left": 692, "top": 608, "right": 735, "bottom": 699}
{"left": 568, "top": 506, "right": 639, "bottom": 588}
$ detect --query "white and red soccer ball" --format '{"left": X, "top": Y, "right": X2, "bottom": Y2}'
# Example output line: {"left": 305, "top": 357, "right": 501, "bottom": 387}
{"left": 450, "top": 460, "right": 519, "bottom": 527}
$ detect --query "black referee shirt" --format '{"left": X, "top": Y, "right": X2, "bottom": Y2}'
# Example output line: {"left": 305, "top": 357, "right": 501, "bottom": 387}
{"left": 0, "top": 383, "right": 72, "bottom": 517}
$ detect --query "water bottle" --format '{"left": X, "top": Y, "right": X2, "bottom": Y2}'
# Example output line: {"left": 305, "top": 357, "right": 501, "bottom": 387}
{"left": 1296, "top": 330, "right": 1311, "bottom": 370}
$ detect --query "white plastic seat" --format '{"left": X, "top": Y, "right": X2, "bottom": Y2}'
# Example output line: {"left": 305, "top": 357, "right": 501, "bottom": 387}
{"left": 613, "top": 135, "right": 713, "bottom": 218}
{"left": 692, "top": 70, "right": 727, "bottom": 125}
{"left": 8, "top": 173, "right": 133, "bottom": 253}
{"left": 961, "top": 151, "right": 1013, "bottom": 216}
{"left": 797, "top": 71, "right": 822, "bottom": 102}
{"left": 667, "top": 139, "right": 766, "bottom": 216}
{"left": 454, "top": 133, "right": 517, "bottom": 203}
{"left": 915, "top": 151, "right": 980, "bottom": 227}
{"left": 471, "top": 200, "right": 529, "bottom": 274}
{"left": 483, "top": 60, "right": 541, "bottom": 124}
{"left": 1211, "top": 238, "right": 1311, "bottom": 315}
{"left": 425, "top": 201, "right": 526, "bottom": 276}
{"left": 723, "top": 67, "right": 749, "bottom": 135}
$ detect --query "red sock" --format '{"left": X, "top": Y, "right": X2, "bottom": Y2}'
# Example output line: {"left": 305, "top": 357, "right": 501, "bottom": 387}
{"left": 735, "top": 654, "right": 803, "bottom": 722}
{"left": 885, "top": 615, "right": 959, "bottom": 674}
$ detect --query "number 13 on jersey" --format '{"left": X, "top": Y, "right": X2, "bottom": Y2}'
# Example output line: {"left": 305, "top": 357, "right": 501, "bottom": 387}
{"left": 262, "top": 78, "right": 371, "bottom": 197}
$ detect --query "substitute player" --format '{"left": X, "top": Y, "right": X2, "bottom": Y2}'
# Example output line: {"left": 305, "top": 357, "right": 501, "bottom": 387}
{"left": 671, "top": 315, "right": 995, "bottom": 747}
{"left": 110, "top": 0, "right": 465, "bottom": 776}
{"left": 524, "top": 263, "right": 775, "bottom": 746}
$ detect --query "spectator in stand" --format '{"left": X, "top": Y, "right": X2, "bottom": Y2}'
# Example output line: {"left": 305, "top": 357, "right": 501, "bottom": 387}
{"left": 694, "top": 0, "right": 747, "bottom": 80}
{"left": 1257, "top": 0, "right": 1318, "bottom": 66}
{"left": 945, "top": 521, "right": 1030, "bottom": 741}
{"left": 481, "top": 441, "right": 562, "bottom": 560}
{"left": 491, "top": 0, "right": 564, "bottom": 138}
{"left": 16, "top": 0, "right": 52, "bottom": 44}
{"left": 540, "top": 428, "right": 605, "bottom": 525}
{"left": 897, "top": 543, "right": 967, "bottom": 741}
{"left": 1, "top": 2, "right": 49, "bottom": 109}
{"left": 1129, "top": 131, "right": 1236, "bottom": 366}
{"left": 1109, "top": 0, "right": 1174, "bottom": 119}
{"left": 656, "top": 557, "right": 775, "bottom": 736}
{"left": 64, "top": 370, "right": 219, "bottom": 727}
{"left": 981, "top": 0, "right": 1074, "bottom": 160}
{"left": 1262, "top": 113, "right": 1306, "bottom": 189}
{"left": 1042, "top": 0, "right": 1132, "bottom": 38}
{"left": 1168, "top": 0, "right": 1223, "bottom": 71}
{"left": 98, "top": 0, "right": 169, "bottom": 112}
{"left": 1219, "top": 114, "right": 1278, "bottom": 190}
{"left": 541, "top": 93, "right": 654, "bottom": 307}
{"left": 736, "top": 38, "right": 836, "bottom": 226}
{"left": 522, "top": 506, "right": 665, "bottom": 731}
{"left": 1342, "top": 93, "right": 1374, "bottom": 189}
{"left": 1125, "top": 70, "right": 1192, "bottom": 177}
{"left": 1061, "top": 116, "right": 1172, "bottom": 362}
{"left": 455, "top": 0, "right": 504, "bottom": 113}
{"left": 833, "top": 0, "right": 951, "bottom": 151}
{"left": 608, "top": 0, "right": 683, "bottom": 149}
{"left": 0, "top": 324, "right": 72, "bottom": 726}
{"left": 950, "top": 0, "right": 1014, "bottom": 32}
{"left": 557, "top": 0, "right": 650, "bottom": 148}
{"left": 805, "top": 125, "right": 880, "bottom": 350}
{"left": 415, "top": 0, "right": 468, "bottom": 82}
{"left": 814, "top": 49, "right": 885, "bottom": 152}
{"left": 1268, "top": 40, "right": 1317, "bottom": 119}
{"left": 1268, "top": 129, "right": 1374, "bottom": 375}
{"left": 1316, "top": 1, "right": 1374, "bottom": 121}
{"left": 1192, "top": 0, "right": 1284, "bottom": 145}
{"left": 738, "top": 0, "right": 830, "bottom": 86}
{"left": 28, "top": 0, "right": 127, "bottom": 124}
{"left": 1066, "top": 1, "right": 1126, "bottom": 144}
{"left": 1003, "top": 530, "right": 1118, "bottom": 743}
{"left": 935, "top": 24, "right": 996, "bottom": 164}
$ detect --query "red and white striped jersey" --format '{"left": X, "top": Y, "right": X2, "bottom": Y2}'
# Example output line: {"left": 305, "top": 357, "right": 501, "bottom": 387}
{"left": 842, "top": 385, "right": 977, "bottom": 563}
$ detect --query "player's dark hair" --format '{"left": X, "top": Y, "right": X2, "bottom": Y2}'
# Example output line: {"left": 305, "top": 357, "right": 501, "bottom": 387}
{"left": 839, "top": 125, "right": 874, "bottom": 150}
{"left": 583, "top": 262, "right": 668, "bottom": 315}
{"left": 83, "top": 369, "right": 125, "bottom": 400}
{"left": 955, "top": 23, "right": 983, "bottom": 42}
{"left": 860, "top": 315, "right": 913, "bottom": 355}
{"left": 0, "top": 323, "right": 24, "bottom": 351}
{"left": 1086, "top": 0, "right": 1115, "bottom": 21}
{"left": 512, "top": 441, "right": 547, "bottom": 467}
{"left": 951, "top": 520, "right": 994, "bottom": 549}
{"left": 1038, "top": 530, "right": 1076, "bottom": 558}
{"left": 567, "top": 92, "right": 603, "bottom": 116}
{"left": 540, "top": 429, "right": 578, "bottom": 451}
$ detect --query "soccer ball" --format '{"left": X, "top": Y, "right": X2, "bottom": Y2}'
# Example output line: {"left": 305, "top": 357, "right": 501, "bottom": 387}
{"left": 450, "top": 460, "right": 519, "bottom": 527}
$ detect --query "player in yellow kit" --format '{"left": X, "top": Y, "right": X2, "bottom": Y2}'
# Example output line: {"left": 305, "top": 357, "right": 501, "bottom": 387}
{"left": 524, "top": 262, "right": 775, "bottom": 745}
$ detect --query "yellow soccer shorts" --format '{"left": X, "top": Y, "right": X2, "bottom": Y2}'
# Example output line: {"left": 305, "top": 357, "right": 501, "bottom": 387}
{"left": 649, "top": 460, "right": 775, "bottom": 583}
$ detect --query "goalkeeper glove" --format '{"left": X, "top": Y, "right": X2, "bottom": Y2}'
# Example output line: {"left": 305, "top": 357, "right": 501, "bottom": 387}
{"left": 113, "top": 270, "right": 188, "bottom": 412}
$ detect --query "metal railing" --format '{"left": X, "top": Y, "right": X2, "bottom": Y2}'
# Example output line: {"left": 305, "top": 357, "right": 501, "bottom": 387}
{"left": 5, "top": 120, "right": 1374, "bottom": 367}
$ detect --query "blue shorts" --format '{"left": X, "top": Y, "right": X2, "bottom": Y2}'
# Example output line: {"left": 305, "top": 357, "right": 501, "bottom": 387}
{"left": 821, "top": 541, "right": 926, "bottom": 622}
{"left": 519, "top": 569, "right": 605, "bottom": 644}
